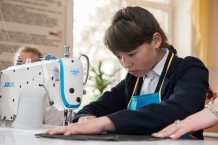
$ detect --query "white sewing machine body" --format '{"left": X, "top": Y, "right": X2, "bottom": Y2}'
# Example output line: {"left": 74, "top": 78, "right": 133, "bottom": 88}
{"left": 0, "top": 57, "right": 85, "bottom": 128}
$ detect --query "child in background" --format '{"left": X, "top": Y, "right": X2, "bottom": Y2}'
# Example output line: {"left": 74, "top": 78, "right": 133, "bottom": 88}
{"left": 14, "top": 46, "right": 64, "bottom": 126}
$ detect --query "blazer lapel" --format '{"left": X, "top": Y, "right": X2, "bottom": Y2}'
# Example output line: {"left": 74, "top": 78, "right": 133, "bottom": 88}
{"left": 160, "top": 53, "right": 179, "bottom": 96}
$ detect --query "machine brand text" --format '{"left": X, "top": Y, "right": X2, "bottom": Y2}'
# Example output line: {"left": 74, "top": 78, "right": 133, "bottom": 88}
{"left": 3, "top": 82, "right": 14, "bottom": 87}
{"left": 69, "top": 69, "right": 80, "bottom": 76}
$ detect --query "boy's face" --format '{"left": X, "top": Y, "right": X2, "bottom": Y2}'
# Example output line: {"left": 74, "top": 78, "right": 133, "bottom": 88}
{"left": 114, "top": 43, "right": 159, "bottom": 77}
{"left": 113, "top": 32, "right": 163, "bottom": 77}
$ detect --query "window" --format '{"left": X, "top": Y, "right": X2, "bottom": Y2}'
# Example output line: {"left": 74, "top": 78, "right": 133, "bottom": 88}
{"left": 126, "top": 0, "right": 172, "bottom": 43}
{"left": 73, "top": 0, "right": 172, "bottom": 109}
{"left": 73, "top": 0, "right": 122, "bottom": 109}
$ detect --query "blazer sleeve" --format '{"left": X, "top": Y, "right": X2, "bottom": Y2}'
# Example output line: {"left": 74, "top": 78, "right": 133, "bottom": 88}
{"left": 73, "top": 74, "right": 134, "bottom": 122}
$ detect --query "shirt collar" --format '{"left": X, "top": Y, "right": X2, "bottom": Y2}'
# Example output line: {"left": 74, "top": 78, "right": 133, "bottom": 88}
{"left": 152, "top": 48, "right": 169, "bottom": 76}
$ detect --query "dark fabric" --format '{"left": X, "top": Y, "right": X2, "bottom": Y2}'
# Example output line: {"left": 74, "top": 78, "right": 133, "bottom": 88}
{"left": 35, "top": 133, "right": 164, "bottom": 141}
{"left": 73, "top": 52, "right": 208, "bottom": 140}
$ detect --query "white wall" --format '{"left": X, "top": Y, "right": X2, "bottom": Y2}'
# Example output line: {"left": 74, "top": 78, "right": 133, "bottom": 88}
{"left": 172, "top": 0, "right": 192, "bottom": 58}
{"left": 208, "top": 0, "right": 218, "bottom": 91}
{"left": 172, "top": 0, "right": 218, "bottom": 91}
{"left": 66, "top": 0, "right": 73, "bottom": 57}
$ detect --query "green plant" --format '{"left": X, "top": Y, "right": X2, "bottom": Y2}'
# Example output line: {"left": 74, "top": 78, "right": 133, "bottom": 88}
{"left": 89, "top": 61, "right": 120, "bottom": 95}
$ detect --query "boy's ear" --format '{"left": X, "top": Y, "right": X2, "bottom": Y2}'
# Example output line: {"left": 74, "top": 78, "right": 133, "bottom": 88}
{"left": 153, "top": 32, "right": 162, "bottom": 49}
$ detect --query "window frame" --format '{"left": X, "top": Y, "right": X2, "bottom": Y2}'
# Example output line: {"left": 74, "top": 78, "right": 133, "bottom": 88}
{"left": 125, "top": 0, "right": 173, "bottom": 43}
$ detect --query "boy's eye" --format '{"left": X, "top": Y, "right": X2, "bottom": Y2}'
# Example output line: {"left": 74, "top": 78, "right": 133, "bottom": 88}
{"left": 128, "top": 53, "right": 136, "bottom": 57}
{"left": 116, "top": 56, "right": 121, "bottom": 59}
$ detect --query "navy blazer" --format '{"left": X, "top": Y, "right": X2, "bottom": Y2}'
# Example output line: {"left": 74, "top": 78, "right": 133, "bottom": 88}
{"left": 73, "top": 52, "right": 209, "bottom": 139}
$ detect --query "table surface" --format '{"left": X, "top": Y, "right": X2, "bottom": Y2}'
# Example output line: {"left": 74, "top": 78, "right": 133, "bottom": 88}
{"left": 0, "top": 125, "right": 218, "bottom": 145}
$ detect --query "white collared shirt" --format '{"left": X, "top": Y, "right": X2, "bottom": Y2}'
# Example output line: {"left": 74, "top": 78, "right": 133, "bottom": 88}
{"left": 140, "top": 49, "right": 169, "bottom": 95}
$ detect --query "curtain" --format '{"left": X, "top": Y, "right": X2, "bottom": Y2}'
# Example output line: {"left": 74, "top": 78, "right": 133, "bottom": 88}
{"left": 191, "top": 0, "right": 214, "bottom": 68}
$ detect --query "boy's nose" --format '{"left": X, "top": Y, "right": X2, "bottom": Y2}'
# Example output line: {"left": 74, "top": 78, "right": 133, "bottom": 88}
{"left": 122, "top": 59, "right": 132, "bottom": 69}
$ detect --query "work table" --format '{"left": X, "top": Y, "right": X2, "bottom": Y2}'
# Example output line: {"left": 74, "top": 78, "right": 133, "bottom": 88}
{"left": 0, "top": 125, "right": 217, "bottom": 145}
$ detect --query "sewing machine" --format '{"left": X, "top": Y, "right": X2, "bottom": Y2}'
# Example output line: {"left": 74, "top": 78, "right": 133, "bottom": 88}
{"left": 0, "top": 46, "right": 89, "bottom": 128}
